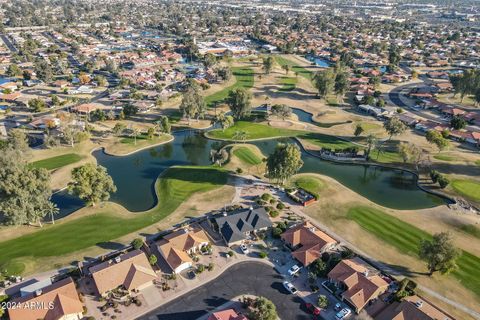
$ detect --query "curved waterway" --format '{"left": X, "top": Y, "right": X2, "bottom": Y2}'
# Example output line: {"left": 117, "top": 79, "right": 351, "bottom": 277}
{"left": 53, "top": 128, "right": 445, "bottom": 218}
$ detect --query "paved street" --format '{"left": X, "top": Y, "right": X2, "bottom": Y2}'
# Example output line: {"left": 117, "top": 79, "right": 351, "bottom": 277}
{"left": 138, "top": 261, "right": 311, "bottom": 320}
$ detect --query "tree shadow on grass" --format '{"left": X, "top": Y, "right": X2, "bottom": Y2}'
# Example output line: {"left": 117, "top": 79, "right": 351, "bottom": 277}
{"left": 96, "top": 241, "right": 125, "bottom": 251}
{"left": 383, "top": 262, "right": 430, "bottom": 277}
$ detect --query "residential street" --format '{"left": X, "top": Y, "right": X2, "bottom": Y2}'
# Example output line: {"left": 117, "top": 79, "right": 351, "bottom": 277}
{"left": 137, "top": 261, "right": 311, "bottom": 320}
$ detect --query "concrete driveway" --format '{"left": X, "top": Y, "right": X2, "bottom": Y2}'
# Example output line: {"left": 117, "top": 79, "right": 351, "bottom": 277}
{"left": 137, "top": 261, "right": 311, "bottom": 320}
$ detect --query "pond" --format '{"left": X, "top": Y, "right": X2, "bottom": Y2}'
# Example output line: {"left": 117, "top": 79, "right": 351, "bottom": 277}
{"left": 53, "top": 128, "right": 444, "bottom": 218}
{"left": 306, "top": 55, "right": 331, "bottom": 68}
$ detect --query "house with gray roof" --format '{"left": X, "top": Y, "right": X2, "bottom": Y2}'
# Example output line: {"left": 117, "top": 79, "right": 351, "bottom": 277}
{"left": 212, "top": 207, "right": 272, "bottom": 246}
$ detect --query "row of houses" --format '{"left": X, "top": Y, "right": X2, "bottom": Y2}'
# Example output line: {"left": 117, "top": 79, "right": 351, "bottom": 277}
{"left": 279, "top": 221, "right": 454, "bottom": 319}
{"left": 8, "top": 248, "right": 156, "bottom": 320}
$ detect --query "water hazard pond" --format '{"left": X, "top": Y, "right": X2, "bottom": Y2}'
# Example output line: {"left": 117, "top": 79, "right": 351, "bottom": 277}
{"left": 53, "top": 129, "right": 445, "bottom": 218}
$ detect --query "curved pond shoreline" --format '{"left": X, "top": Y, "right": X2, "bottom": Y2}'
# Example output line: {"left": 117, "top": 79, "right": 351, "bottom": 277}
{"left": 51, "top": 121, "right": 448, "bottom": 219}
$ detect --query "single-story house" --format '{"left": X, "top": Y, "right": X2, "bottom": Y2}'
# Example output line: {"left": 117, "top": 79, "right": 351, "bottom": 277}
{"left": 396, "top": 113, "right": 419, "bottom": 127}
{"left": 0, "top": 92, "right": 21, "bottom": 102}
{"left": 281, "top": 221, "right": 337, "bottom": 266}
{"left": 89, "top": 250, "right": 157, "bottom": 297}
{"left": 376, "top": 295, "right": 452, "bottom": 320}
{"left": 328, "top": 257, "right": 389, "bottom": 313}
{"left": 212, "top": 207, "right": 272, "bottom": 246}
{"left": 208, "top": 308, "right": 248, "bottom": 320}
{"left": 28, "top": 116, "right": 61, "bottom": 130}
{"left": 465, "top": 112, "right": 480, "bottom": 126}
{"left": 439, "top": 106, "right": 465, "bottom": 117}
{"left": 71, "top": 103, "right": 101, "bottom": 115}
{"left": 8, "top": 277, "right": 83, "bottom": 320}
{"left": 0, "top": 81, "right": 18, "bottom": 91}
{"left": 157, "top": 226, "right": 210, "bottom": 273}
{"left": 132, "top": 101, "right": 154, "bottom": 113}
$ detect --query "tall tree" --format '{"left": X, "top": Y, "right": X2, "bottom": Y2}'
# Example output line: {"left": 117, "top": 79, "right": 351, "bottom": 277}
{"left": 334, "top": 71, "right": 350, "bottom": 101}
{"left": 266, "top": 143, "right": 303, "bottom": 184}
{"left": 271, "top": 104, "right": 292, "bottom": 120}
{"left": 365, "top": 134, "right": 378, "bottom": 160}
{"left": 262, "top": 56, "right": 274, "bottom": 74}
{"left": 203, "top": 53, "right": 216, "bottom": 69}
{"left": 179, "top": 83, "right": 206, "bottom": 123}
{"left": 313, "top": 68, "right": 334, "bottom": 100}
{"left": 6, "top": 64, "right": 22, "bottom": 77}
{"left": 35, "top": 60, "right": 53, "bottom": 83}
{"left": 227, "top": 88, "right": 252, "bottom": 119}
{"left": 248, "top": 297, "right": 278, "bottom": 320}
{"left": 425, "top": 130, "right": 449, "bottom": 152}
{"left": 419, "top": 232, "right": 460, "bottom": 276}
{"left": 68, "top": 163, "right": 117, "bottom": 206}
{"left": 383, "top": 117, "right": 407, "bottom": 140}
{"left": 0, "top": 133, "right": 53, "bottom": 226}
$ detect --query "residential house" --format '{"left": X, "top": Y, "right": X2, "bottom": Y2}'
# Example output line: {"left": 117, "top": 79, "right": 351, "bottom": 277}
{"left": 415, "top": 120, "right": 448, "bottom": 133}
{"left": 157, "top": 226, "right": 210, "bottom": 273}
{"left": 72, "top": 103, "right": 101, "bottom": 115}
{"left": 434, "top": 82, "right": 453, "bottom": 93}
{"left": 208, "top": 308, "right": 248, "bottom": 320}
{"left": 396, "top": 113, "right": 419, "bottom": 127}
{"left": 28, "top": 116, "right": 61, "bottom": 130}
{"left": 132, "top": 101, "right": 154, "bottom": 113}
{"left": 0, "top": 92, "right": 21, "bottom": 102}
{"left": 328, "top": 257, "right": 389, "bottom": 313}
{"left": 464, "top": 112, "right": 480, "bottom": 126}
{"left": 89, "top": 250, "right": 157, "bottom": 297}
{"left": 8, "top": 277, "right": 83, "bottom": 320}
{"left": 439, "top": 106, "right": 465, "bottom": 118}
{"left": 0, "top": 81, "right": 18, "bottom": 91}
{"left": 212, "top": 207, "right": 272, "bottom": 246}
{"left": 375, "top": 295, "right": 452, "bottom": 320}
{"left": 281, "top": 222, "right": 337, "bottom": 266}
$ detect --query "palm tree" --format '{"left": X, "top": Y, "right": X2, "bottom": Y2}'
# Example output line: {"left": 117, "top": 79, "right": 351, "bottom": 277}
{"left": 365, "top": 134, "right": 378, "bottom": 160}
{"left": 233, "top": 130, "right": 248, "bottom": 143}
{"left": 46, "top": 201, "right": 59, "bottom": 225}
{"left": 131, "top": 127, "right": 140, "bottom": 145}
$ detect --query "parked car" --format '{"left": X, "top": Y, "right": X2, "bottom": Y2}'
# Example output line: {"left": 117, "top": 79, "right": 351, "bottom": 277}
{"left": 288, "top": 264, "right": 301, "bottom": 276}
{"left": 282, "top": 281, "right": 298, "bottom": 294}
{"left": 335, "top": 308, "right": 351, "bottom": 319}
{"left": 187, "top": 269, "right": 196, "bottom": 279}
{"left": 304, "top": 302, "right": 321, "bottom": 316}
{"left": 334, "top": 303, "right": 342, "bottom": 311}
{"left": 240, "top": 244, "right": 249, "bottom": 254}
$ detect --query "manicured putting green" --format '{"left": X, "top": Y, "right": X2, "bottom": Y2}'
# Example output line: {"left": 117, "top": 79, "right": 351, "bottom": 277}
{"left": 233, "top": 147, "right": 262, "bottom": 165}
{"left": 30, "top": 153, "right": 83, "bottom": 170}
{"left": 451, "top": 179, "right": 480, "bottom": 202}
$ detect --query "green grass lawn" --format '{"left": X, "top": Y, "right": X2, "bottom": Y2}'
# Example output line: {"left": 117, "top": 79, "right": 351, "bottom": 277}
{"left": 459, "top": 224, "right": 480, "bottom": 239}
{"left": 274, "top": 56, "right": 313, "bottom": 82}
{"left": 299, "top": 132, "right": 356, "bottom": 151}
{"left": 372, "top": 150, "right": 403, "bottom": 164}
{"left": 0, "top": 166, "right": 228, "bottom": 274}
{"left": 30, "top": 153, "right": 83, "bottom": 170}
{"left": 347, "top": 206, "right": 480, "bottom": 298}
{"left": 205, "top": 67, "right": 254, "bottom": 107}
{"left": 476, "top": 160, "right": 480, "bottom": 166}
{"left": 278, "top": 76, "right": 297, "bottom": 91}
{"left": 208, "top": 122, "right": 358, "bottom": 153}
{"left": 451, "top": 179, "right": 480, "bottom": 202}
{"left": 434, "top": 154, "right": 456, "bottom": 162}
{"left": 207, "top": 121, "right": 300, "bottom": 141}
{"left": 233, "top": 146, "right": 262, "bottom": 165}
{"left": 290, "top": 175, "right": 326, "bottom": 196}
